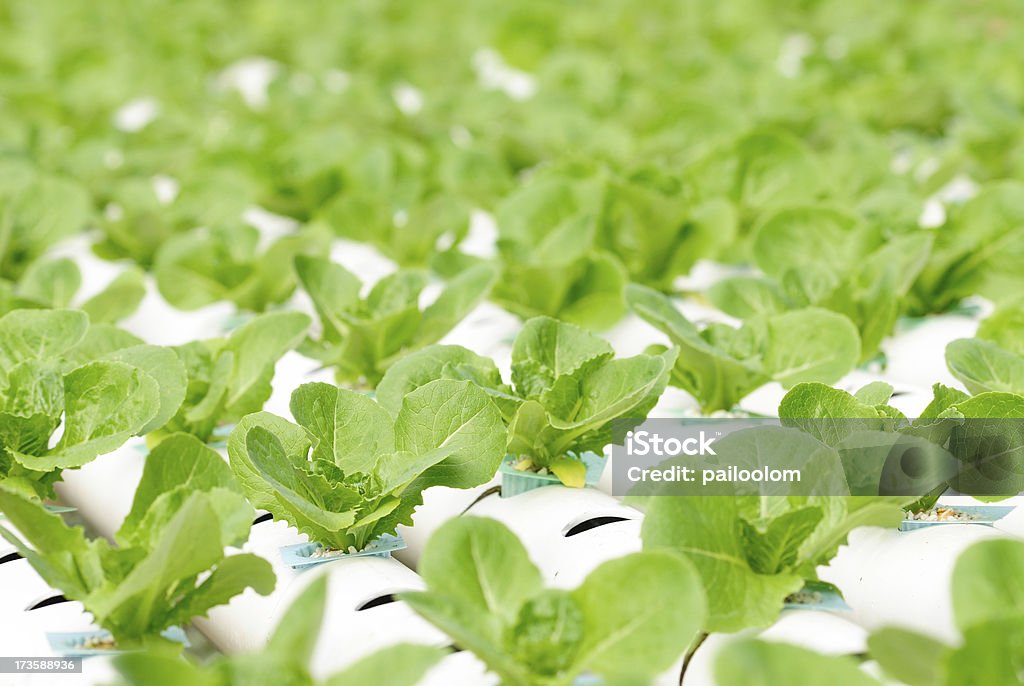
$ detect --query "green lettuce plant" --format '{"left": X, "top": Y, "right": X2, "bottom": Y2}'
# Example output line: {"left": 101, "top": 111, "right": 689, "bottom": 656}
{"left": 489, "top": 168, "right": 629, "bottom": 330}
{"left": 0, "top": 173, "right": 92, "bottom": 281}
{"left": 642, "top": 492, "right": 904, "bottom": 634}
{"left": 228, "top": 379, "right": 506, "bottom": 551}
{"left": 912, "top": 181, "right": 1024, "bottom": 314}
{"left": 295, "top": 255, "right": 496, "bottom": 388}
{"left": 0, "top": 434, "right": 275, "bottom": 651}
{"left": 0, "top": 257, "right": 145, "bottom": 322}
{"left": 401, "top": 516, "right": 706, "bottom": 686}
{"left": 155, "top": 311, "right": 310, "bottom": 444}
{"left": 154, "top": 224, "right": 329, "bottom": 311}
{"left": 706, "top": 206, "right": 933, "bottom": 362}
{"left": 319, "top": 191, "right": 474, "bottom": 268}
{"left": 636, "top": 382, "right": 937, "bottom": 677}
{"left": 111, "top": 576, "right": 444, "bottom": 686}
{"left": 489, "top": 160, "right": 737, "bottom": 295}
{"left": 868, "top": 538, "right": 1024, "bottom": 686}
{"left": 262, "top": 126, "right": 431, "bottom": 223}
{"left": 946, "top": 302, "right": 1024, "bottom": 396}
{"left": 626, "top": 283, "right": 861, "bottom": 413}
{"left": 641, "top": 474, "right": 906, "bottom": 680}
{"left": 377, "top": 316, "right": 676, "bottom": 487}
{"left": 93, "top": 173, "right": 261, "bottom": 269}
{"left": 0, "top": 309, "right": 186, "bottom": 498}
{"left": 714, "top": 638, "right": 880, "bottom": 686}
{"left": 686, "top": 128, "right": 824, "bottom": 233}
{"left": 781, "top": 380, "right": 1024, "bottom": 501}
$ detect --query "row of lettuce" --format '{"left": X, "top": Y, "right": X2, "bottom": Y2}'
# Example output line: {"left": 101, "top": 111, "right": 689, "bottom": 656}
{"left": 4, "top": 163, "right": 1023, "bottom": 369}
{"left": 3, "top": 450, "right": 1020, "bottom": 685}
{"left": 4, "top": 289, "right": 1022, "bottom": 501}
{"left": 3, "top": 0, "right": 1024, "bottom": 376}
{"left": 0, "top": 301, "right": 1022, "bottom": 681}
{"left": 60, "top": 517, "right": 1024, "bottom": 686}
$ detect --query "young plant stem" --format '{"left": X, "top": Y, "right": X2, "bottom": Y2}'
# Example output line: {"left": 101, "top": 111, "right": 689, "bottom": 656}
{"left": 678, "top": 632, "right": 709, "bottom": 685}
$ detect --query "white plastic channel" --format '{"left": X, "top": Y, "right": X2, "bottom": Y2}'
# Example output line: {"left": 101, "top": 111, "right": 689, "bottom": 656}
{"left": 818, "top": 524, "right": 1005, "bottom": 643}
{"left": 466, "top": 486, "right": 644, "bottom": 588}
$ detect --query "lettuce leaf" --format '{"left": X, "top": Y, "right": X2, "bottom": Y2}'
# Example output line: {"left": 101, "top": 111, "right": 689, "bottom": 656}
{"left": 628, "top": 284, "right": 861, "bottom": 412}
{"left": 377, "top": 316, "right": 675, "bottom": 484}
{"left": 296, "top": 255, "right": 495, "bottom": 387}
{"left": 0, "top": 434, "right": 273, "bottom": 649}
{"left": 157, "top": 311, "right": 309, "bottom": 443}
{"left": 227, "top": 379, "right": 505, "bottom": 550}
{"left": 402, "top": 516, "right": 705, "bottom": 686}
{"left": 0, "top": 310, "right": 185, "bottom": 498}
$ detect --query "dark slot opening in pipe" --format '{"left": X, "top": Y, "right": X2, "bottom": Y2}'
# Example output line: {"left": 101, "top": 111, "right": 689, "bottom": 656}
{"left": 27, "top": 595, "right": 69, "bottom": 611}
{"left": 356, "top": 594, "right": 397, "bottom": 611}
{"left": 564, "top": 516, "right": 630, "bottom": 537}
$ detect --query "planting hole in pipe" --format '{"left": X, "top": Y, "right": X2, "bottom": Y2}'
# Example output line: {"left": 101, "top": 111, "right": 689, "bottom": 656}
{"left": 26, "top": 594, "right": 69, "bottom": 611}
{"left": 356, "top": 593, "right": 398, "bottom": 611}
{"left": 562, "top": 516, "right": 631, "bottom": 537}
{"left": 0, "top": 552, "right": 22, "bottom": 565}
{"left": 252, "top": 512, "right": 275, "bottom": 525}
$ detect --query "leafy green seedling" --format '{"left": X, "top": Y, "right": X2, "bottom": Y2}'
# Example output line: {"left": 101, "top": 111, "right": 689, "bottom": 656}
{"left": 946, "top": 303, "right": 1024, "bottom": 396}
{"left": 295, "top": 255, "right": 496, "bottom": 388}
{"left": 489, "top": 168, "right": 628, "bottom": 330}
{"left": 642, "top": 492, "right": 904, "bottom": 634}
{"left": 154, "top": 224, "right": 328, "bottom": 311}
{"left": 0, "top": 173, "right": 92, "bottom": 281}
{"left": 377, "top": 316, "right": 675, "bottom": 487}
{"left": 715, "top": 638, "right": 882, "bottom": 686}
{"left": 627, "top": 283, "right": 861, "bottom": 413}
{"left": 782, "top": 381, "right": 1024, "bottom": 500}
{"left": 155, "top": 311, "right": 310, "bottom": 444}
{"left": 320, "top": 191, "right": 474, "bottom": 268}
{"left": 402, "top": 516, "right": 706, "bottom": 686}
{"left": 94, "top": 173, "right": 260, "bottom": 269}
{"left": 0, "top": 309, "right": 186, "bottom": 498}
{"left": 0, "top": 434, "right": 274, "bottom": 651}
{"left": 491, "top": 160, "right": 736, "bottom": 296}
{"left": 913, "top": 181, "right": 1024, "bottom": 314}
{"left": 228, "top": 379, "right": 505, "bottom": 551}
{"left": 0, "top": 257, "right": 145, "bottom": 322}
{"left": 111, "top": 576, "right": 445, "bottom": 686}
{"left": 708, "top": 206, "right": 933, "bottom": 361}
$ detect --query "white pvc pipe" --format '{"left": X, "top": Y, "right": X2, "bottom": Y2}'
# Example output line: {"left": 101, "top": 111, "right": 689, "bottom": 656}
{"left": 192, "top": 519, "right": 306, "bottom": 654}
{"left": 194, "top": 518, "right": 445, "bottom": 670}
{"left": 0, "top": 558, "right": 57, "bottom": 616}
{"left": 466, "top": 487, "right": 643, "bottom": 588}
{"left": 882, "top": 315, "right": 979, "bottom": 391}
{"left": 278, "top": 556, "right": 448, "bottom": 679}
{"left": 420, "top": 651, "right": 499, "bottom": 686}
{"left": 119, "top": 276, "right": 235, "bottom": 345}
{"left": 0, "top": 600, "right": 119, "bottom": 686}
{"left": 395, "top": 476, "right": 500, "bottom": 568}
{"left": 819, "top": 524, "right": 1005, "bottom": 643}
